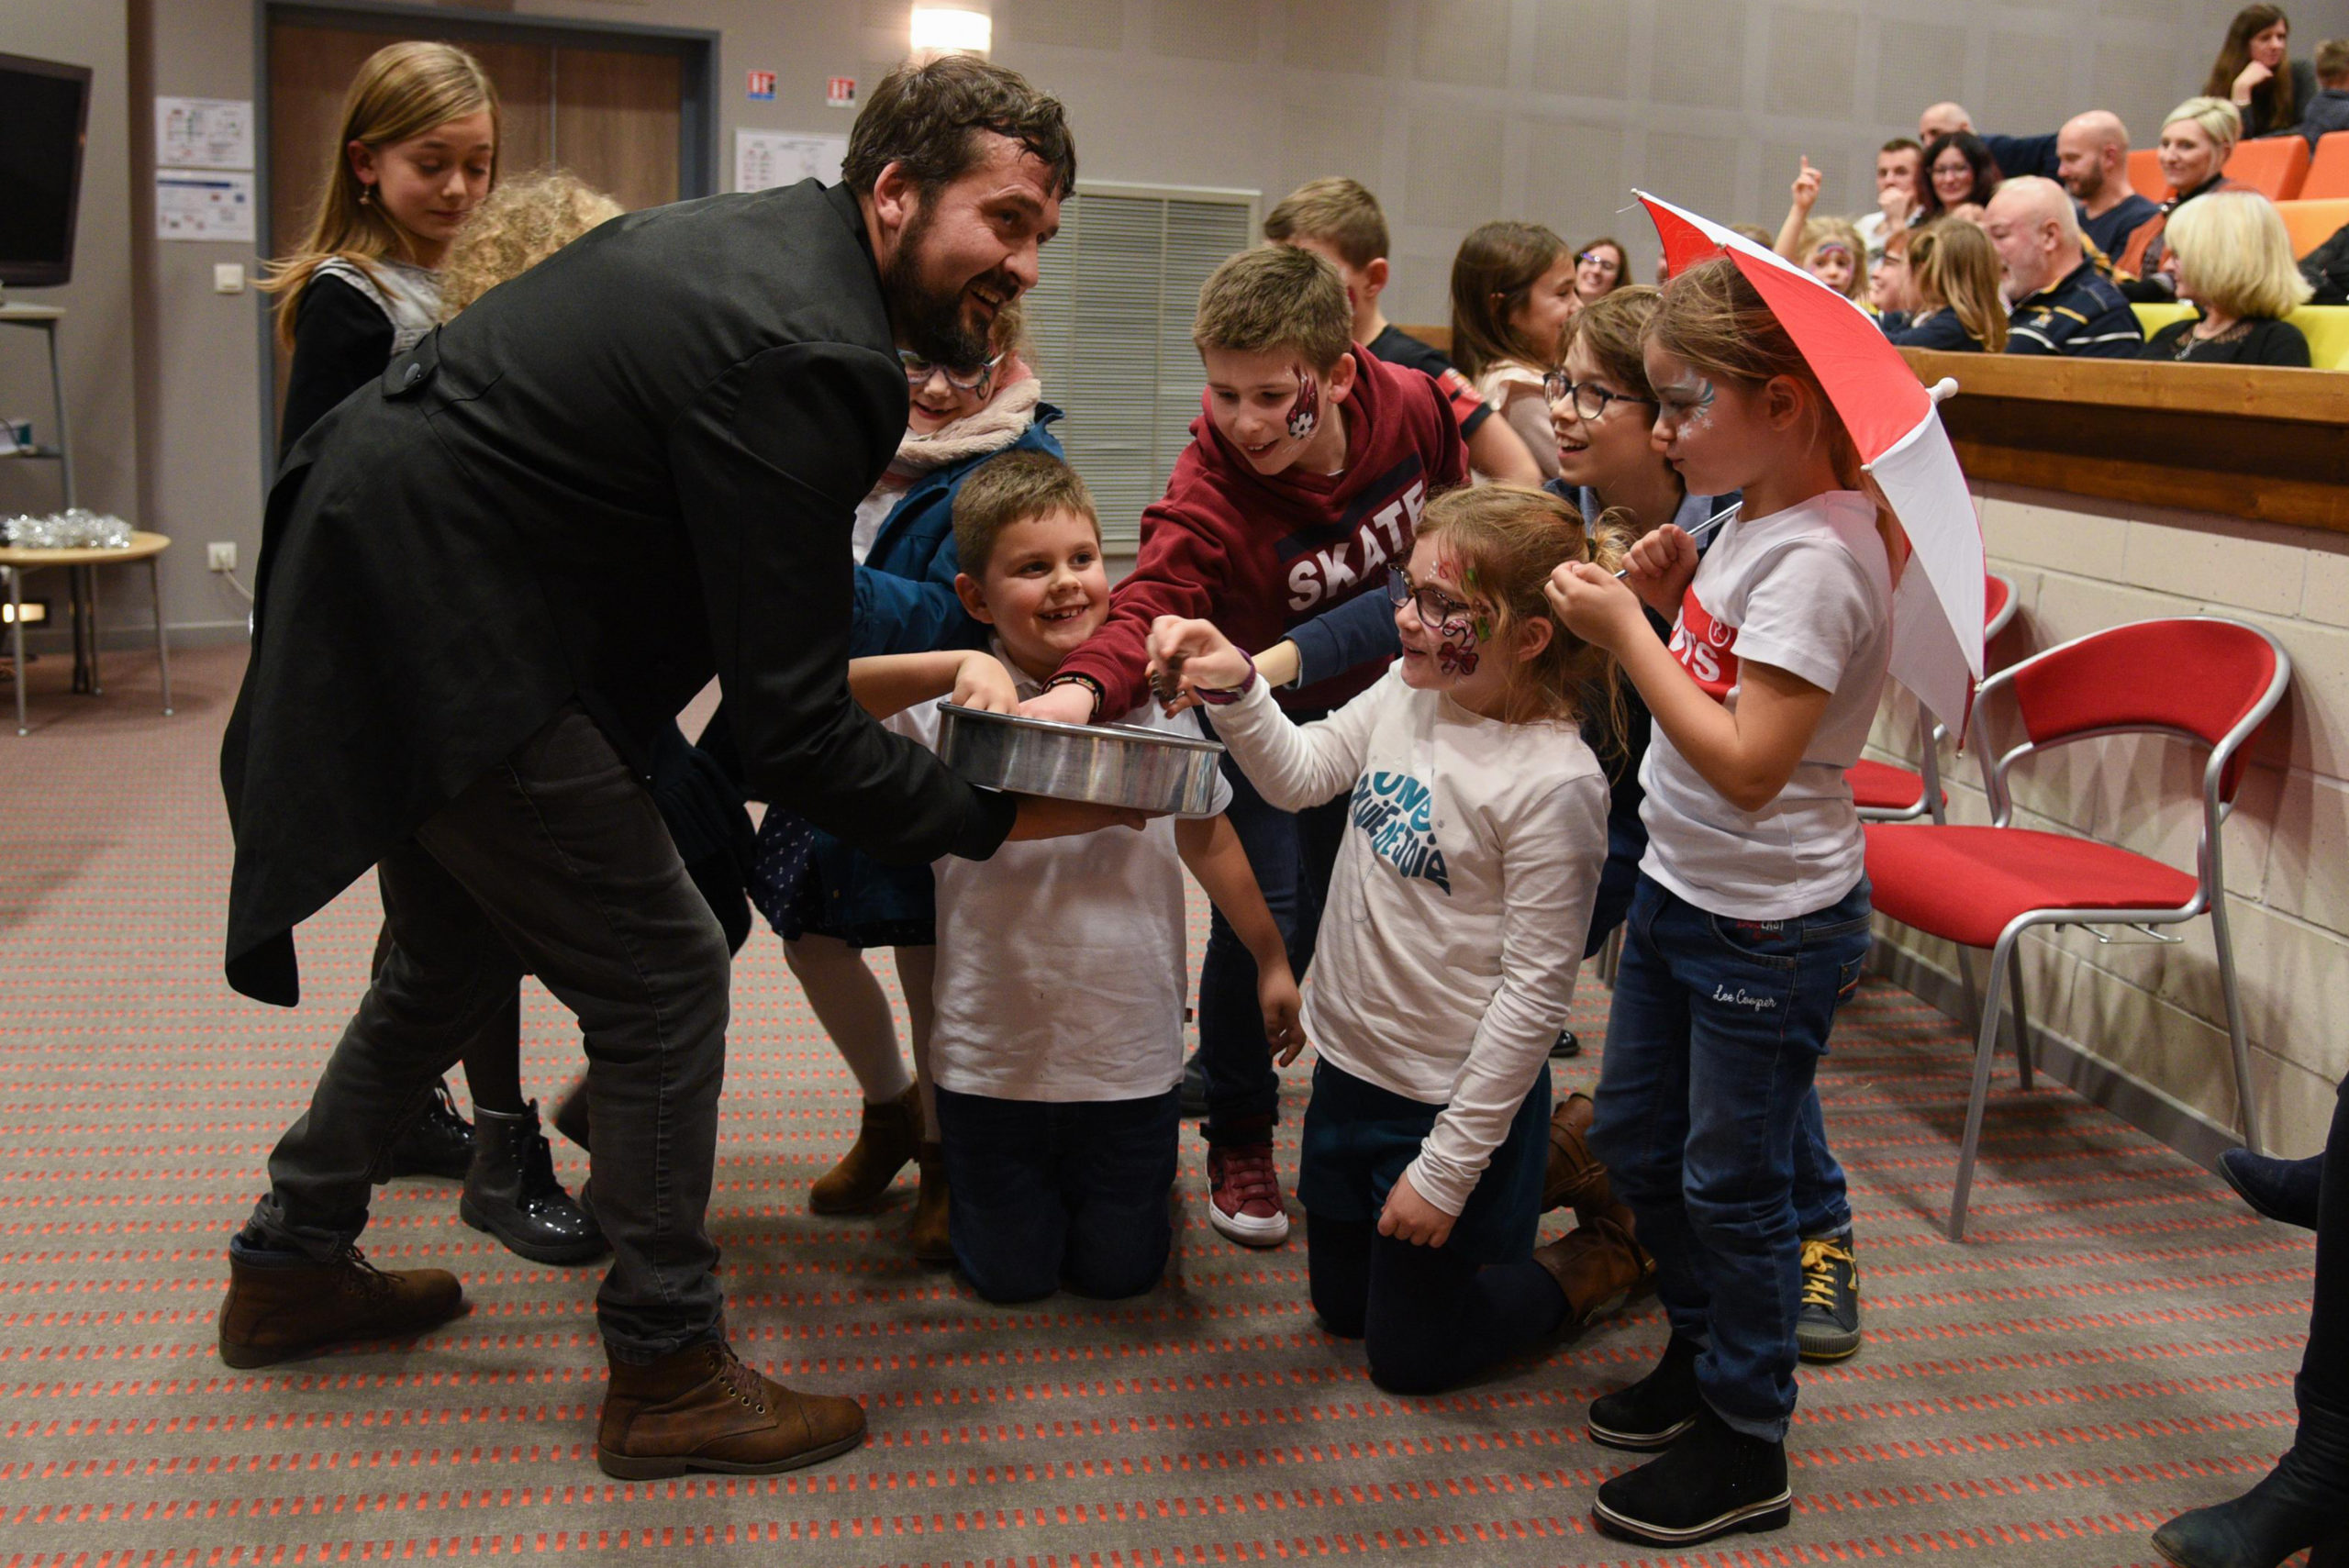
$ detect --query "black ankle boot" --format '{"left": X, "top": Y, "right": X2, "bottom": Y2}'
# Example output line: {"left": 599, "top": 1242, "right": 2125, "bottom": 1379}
{"left": 1588, "top": 1332, "right": 1705, "bottom": 1450}
{"left": 2153, "top": 1378, "right": 2349, "bottom": 1568}
{"left": 2219, "top": 1149, "right": 2324, "bottom": 1230}
{"left": 459, "top": 1101, "right": 609, "bottom": 1265}
{"left": 383, "top": 1079, "right": 475, "bottom": 1181}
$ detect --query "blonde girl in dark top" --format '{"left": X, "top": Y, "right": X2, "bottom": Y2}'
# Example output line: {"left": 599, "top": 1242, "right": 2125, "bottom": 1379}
{"left": 2142, "top": 189, "right": 2314, "bottom": 364}
{"left": 264, "top": 40, "right": 499, "bottom": 451}
{"left": 1887, "top": 220, "right": 2010, "bottom": 352}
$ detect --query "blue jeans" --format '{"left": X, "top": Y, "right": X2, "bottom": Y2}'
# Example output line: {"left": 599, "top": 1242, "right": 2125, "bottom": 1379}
{"left": 932, "top": 1084, "right": 1182, "bottom": 1303}
{"left": 1196, "top": 734, "right": 1349, "bottom": 1141}
{"left": 1586, "top": 817, "right": 1853, "bottom": 1245}
{"left": 1589, "top": 873, "right": 1874, "bottom": 1440}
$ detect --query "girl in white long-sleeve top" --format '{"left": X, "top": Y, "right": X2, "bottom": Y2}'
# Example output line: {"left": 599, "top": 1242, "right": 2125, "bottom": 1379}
{"left": 1147, "top": 484, "right": 1635, "bottom": 1395}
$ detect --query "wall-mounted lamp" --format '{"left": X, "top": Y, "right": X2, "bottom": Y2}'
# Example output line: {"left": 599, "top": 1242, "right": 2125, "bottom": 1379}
{"left": 910, "top": 5, "right": 991, "bottom": 58}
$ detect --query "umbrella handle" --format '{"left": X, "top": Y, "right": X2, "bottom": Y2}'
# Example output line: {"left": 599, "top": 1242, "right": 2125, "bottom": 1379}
{"left": 1926, "top": 376, "right": 1959, "bottom": 405}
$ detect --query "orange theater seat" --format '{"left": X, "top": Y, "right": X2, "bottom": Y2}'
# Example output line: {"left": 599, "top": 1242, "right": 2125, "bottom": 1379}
{"left": 2303, "top": 130, "right": 2349, "bottom": 199}
{"left": 2127, "top": 148, "right": 2166, "bottom": 201}
{"left": 2278, "top": 198, "right": 2349, "bottom": 258}
{"left": 2223, "top": 135, "right": 2310, "bottom": 200}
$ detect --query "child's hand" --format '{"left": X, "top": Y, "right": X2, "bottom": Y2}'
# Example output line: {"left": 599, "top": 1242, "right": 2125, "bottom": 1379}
{"left": 950, "top": 652, "right": 1020, "bottom": 714}
{"left": 1019, "top": 684, "right": 1097, "bottom": 727}
{"left": 1624, "top": 521, "right": 1700, "bottom": 614}
{"left": 1257, "top": 958, "right": 1307, "bottom": 1066}
{"left": 1147, "top": 616, "right": 1251, "bottom": 705}
{"left": 1006, "top": 796, "right": 1152, "bottom": 840}
{"left": 1544, "top": 561, "right": 1649, "bottom": 653}
{"left": 1789, "top": 155, "right": 1820, "bottom": 212}
{"left": 1375, "top": 1171, "right": 1454, "bottom": 1249}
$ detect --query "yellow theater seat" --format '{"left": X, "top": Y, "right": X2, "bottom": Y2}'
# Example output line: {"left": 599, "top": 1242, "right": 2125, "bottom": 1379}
{"left": 2131, "top": 302, "right": 2349, "bottom": 369}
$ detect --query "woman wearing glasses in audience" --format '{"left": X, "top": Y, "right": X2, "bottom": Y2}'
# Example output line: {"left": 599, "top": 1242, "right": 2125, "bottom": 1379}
{"left": 1570, "top": 238, "right": 1630, "bottom": 316}
{"left": 746, "top": 302, "right": 1063, "bottom": 1262}
{"left": 1917, "top": 131, "right": 2002, "bottom": 223}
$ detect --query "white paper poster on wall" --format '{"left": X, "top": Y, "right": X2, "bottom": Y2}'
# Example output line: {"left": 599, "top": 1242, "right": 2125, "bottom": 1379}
{"left": 734, "top": 130, "right": 847, "bottom": 194}
{"left": 155, "top": 97, "right": 255, "bottom": 171}
{"left": 156, "top": 172, "right": 256, "bottom": 242}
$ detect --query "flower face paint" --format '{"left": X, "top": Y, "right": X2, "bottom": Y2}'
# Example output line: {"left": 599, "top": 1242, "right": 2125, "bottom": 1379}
{"left": 1286, "top": 367, "right": 1320, "bottom": 440}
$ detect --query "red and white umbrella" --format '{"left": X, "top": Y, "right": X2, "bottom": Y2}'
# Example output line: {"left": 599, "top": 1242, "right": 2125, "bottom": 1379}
{"left": 1637, "top": 190, "right": 1985, "bottom": 732}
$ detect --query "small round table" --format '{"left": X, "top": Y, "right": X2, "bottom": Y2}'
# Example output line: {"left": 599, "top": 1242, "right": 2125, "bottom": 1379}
{"left": 0, "top": 529, "right": 174, "bottom": 735}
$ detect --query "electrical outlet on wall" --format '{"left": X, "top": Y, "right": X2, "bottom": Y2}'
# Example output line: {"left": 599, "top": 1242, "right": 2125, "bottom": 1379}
{"left": 206, "top": 541, "right": 238, "bottom": 573}
{"left": 213, "top": 263, "right": 246, "bottom": 294}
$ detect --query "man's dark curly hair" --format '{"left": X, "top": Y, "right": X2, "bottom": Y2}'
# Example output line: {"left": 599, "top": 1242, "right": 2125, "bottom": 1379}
{"left": 841, "top": 55, "right": 1076, "bottom": 201}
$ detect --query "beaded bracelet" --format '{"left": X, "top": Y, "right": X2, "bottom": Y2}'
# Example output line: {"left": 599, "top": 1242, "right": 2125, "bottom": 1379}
{"left": 1038, "top": 670, "right": 1105, "bottom": 720}
{"left": 1195, "top": 651, "right": 1257, "bottom": 706}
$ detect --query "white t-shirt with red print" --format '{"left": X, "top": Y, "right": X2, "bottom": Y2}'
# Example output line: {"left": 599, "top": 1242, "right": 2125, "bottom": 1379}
{"left": 1638, "top": 490, "right": 1894, "bottom": 920}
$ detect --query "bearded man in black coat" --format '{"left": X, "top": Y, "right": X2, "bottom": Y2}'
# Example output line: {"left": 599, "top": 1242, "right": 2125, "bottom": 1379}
{"left": 215, "top": 56, "right": 1120, "bottom": 1477}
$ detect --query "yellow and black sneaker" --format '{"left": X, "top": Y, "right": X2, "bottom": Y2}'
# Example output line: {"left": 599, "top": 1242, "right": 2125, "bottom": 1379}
{"left": 1796, "top": 1230, "right": 1861, "bottom": 1362}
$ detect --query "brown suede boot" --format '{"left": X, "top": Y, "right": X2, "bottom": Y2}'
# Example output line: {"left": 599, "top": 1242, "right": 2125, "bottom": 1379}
{"left": 1531, "top": 1209, "right": 1653, "bottom": 1332}
{"left": 217, "top": 1241, "right": 466, "bottom": 1369}
{"left": 909, "top": 1140, "right": 952, "bottom": 1264}
{"left": 596, "top": 1340, "right": 866, "bottom": 1479}
{"left": 809, "top": 1084, "right": 922, "bottom": 1215}
{"left": 1542, "top": 1092, "right": 1615, "bottom": 1223}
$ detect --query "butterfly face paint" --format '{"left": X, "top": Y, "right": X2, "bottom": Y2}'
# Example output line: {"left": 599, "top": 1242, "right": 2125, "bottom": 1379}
{"left": 1286, "top": 367, "right": 1320, "bottom": 440}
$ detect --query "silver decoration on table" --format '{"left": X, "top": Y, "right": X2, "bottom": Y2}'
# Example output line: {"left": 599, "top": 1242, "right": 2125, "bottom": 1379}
{"left": 2, "top": 509, "right": 134, "bottom": 550}
{"left": 935, "top": 701, "right": 1226, "bottom": 816}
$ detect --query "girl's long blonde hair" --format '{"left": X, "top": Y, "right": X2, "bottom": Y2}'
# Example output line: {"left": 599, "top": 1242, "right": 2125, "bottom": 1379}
{"left": 262, "top": 39, "right": 501, "bottom": 350}
{"left": 1415, "top": 484, "right": 1628, "bottom": 741}
{"left": 1907, "top": 220, "right": 2010, "bottom": 351}
{"left": 437, "top": 169, "right": 621, "bottom": 318}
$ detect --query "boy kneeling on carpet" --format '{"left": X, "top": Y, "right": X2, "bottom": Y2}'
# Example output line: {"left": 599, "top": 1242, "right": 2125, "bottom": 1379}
{"left": 847, "top": 450, "right": 1301, "bottom": 1302}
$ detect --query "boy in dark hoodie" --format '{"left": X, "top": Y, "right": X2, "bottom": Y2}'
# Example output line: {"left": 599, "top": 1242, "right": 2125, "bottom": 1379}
{"left": 1019, "top": 244, "right": 1468, "bottom": 1246}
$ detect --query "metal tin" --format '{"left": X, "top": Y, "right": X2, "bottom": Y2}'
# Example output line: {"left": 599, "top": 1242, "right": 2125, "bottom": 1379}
{"left": 934, "top": 701, "right": 1226, "bottom": 816}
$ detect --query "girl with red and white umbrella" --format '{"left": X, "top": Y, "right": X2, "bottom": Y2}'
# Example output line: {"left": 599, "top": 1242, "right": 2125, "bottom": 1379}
{"left": 1542, "top": 195, "right": 1983, "bottom": 1550}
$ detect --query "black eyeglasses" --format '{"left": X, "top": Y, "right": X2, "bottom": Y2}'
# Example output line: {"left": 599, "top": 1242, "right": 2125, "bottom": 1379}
{"left": 1386, "top": 565, "right": 1478, "bottom": 640}
{"left": 1577, "top": 250, "right": 1621, "bottom": 272}
{"left": 1542, "top": 371, "right": 1658, "bottom": 422}
{"left": 898, "top": 350, "right": 1006, "bottom": 398}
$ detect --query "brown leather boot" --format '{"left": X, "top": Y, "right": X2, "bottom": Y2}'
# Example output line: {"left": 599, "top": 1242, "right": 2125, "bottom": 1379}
{"left": 217, "top": 1241, "right": 465, "bottom": 1369}
{"left": 909, "top": 1140, "right": 952, "bottom": 1264}
{"left": 809, "top": 1084, "right": 922, "bottom": 1215}
{"left": 1542, "top": 1092, "right": 1614, "bottom": 1223}
{"left": 596, "top": 1340, "right": 866, "bottom": 1479}
{"left": 1531, "top": 1210, "right": 1653, "bottom": 1332}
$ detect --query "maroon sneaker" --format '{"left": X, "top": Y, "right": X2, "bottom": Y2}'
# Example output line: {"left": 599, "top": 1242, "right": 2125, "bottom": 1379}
{"left": 1206, "top": 1141, "right": 1290, "bottom": 1247}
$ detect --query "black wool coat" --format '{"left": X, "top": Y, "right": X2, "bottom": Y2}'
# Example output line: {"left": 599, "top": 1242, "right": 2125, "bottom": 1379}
{"left": 221, "top": 180, "right": 1016, "bottom": 1005}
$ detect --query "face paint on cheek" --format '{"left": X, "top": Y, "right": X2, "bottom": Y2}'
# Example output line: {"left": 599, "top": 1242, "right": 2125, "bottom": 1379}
{"left": 1663, "top": 377, "right": 1717, "bottom": 436}
{"left": 1286, "top": 368, "right": 1320, "bottom": 440}
{"left": 1435, "top": 637, "right": 1480, "bottom": 677}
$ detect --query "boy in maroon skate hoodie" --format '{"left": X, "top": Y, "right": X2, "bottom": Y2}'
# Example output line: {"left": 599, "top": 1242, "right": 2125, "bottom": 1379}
{"left": 1019, "top": 244, "right": 1467, "bottom": 1246}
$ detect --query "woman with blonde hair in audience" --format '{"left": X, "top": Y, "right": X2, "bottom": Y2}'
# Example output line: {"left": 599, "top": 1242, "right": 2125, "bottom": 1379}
{"left": 1450, "top": 220, "right": 1576, "bottom": 481}
{"left": 2138, "top": 189, "right": 2313, "bottom": 363}
{"left": 1886, "top": 221, "right": 2009, "bottom": 352}
{"left": 2119, "top": 97, "right": 2247, "bottom": 297}
{"left": 2205, "top": 4, "right": 2313, "bottom": 139}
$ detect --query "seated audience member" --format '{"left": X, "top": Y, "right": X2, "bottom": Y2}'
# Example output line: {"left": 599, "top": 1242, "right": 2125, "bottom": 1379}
{"left": 1451, "top": 220, "right": 1575, "bottom": 482}
{"left": 1887, "top": 220, "right": 2009, "bottom": 351}
{"left": 1919, "top": 131, "right": 2002, "bottom": 222}
{"left": 1985, "top": 176, "right": 2146, "bottom": 355}
{"left": 2153, "top": 1075, "right": 2346, "bottom": 1568}
{"left": 854, "top": 451, "right": 1299, "bottom": 1305}
{"left": 1571, "top": 236, "right": 1631, "bottom": 315}
{"left": 2300, "top": 215, "right": 2349, "bottom": 301}
{"left": 1870, "top": 226, "right": 1920, "bottom": 330}
{"left": 1854, "top": 139, "right": 1924, "bottom": 262}
{"left": 2118, "top": 97, "right": 2246, "bottom": 298}
{"left": 2300, "top": 38, "right": 2349, "bottom": 144}
{"left": 1919, "top": 101, "right": 2058, "bottom": 180}
{"left": 1263, "top": 177, "right": 1542, "bottom": 485}
{"left": 2207, "top": 3, "right": 2315, "bottom": 139}
{"left": 2140, "top": 189, "right": 2314, "bottom": 363}
{"left": 2057, "top": 110, "right": 2161, "bottom": 259}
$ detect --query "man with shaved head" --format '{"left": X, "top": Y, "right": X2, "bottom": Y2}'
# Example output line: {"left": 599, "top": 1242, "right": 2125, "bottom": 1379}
{"left": 2056, "top": 109, "right": 2158, "bottom": 258}
{"left": 1983, "top": 175, "right": 2144, "bottom": 356}
{"left": 1917, "top": 100, "right": 2060, "bottom": 180}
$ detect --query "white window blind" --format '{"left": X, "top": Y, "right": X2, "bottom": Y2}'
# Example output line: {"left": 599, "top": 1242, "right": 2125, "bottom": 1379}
{"left": 1020, "top": 183, "right": 1259, "bottom": 550}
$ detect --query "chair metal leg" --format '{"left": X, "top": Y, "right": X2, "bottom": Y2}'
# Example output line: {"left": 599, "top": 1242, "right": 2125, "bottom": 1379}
{"left": 83, "top": 564, "right": 102, "bottom": 696}
{"left": 149, "top": 557, "right": 172, "bottom": 717}
{"left": 1955, "top": 945, "right": 1982, "bottom": 1034}
{"left": 2209, "top": 901, "right": 2264, "bottom": 1155}
{"left": 7, "top": 565, "right": 24, "bottom": 736}
{"left": 2006, "top": 940, "right": 2034, "bottom": 1092}
{"left": 1949, "top": 931, "right": 2017, "bottom": 1242}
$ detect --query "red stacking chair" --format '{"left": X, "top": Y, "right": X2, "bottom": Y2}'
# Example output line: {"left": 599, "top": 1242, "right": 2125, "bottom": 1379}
{"left": 1864, "top": 617, "right": 2290, "bottom": 1240}
{"left": 2304, "top": 130, "right": 2349, "bottom": 200}
{"left": 2127, "top": 148, "right": 2166, "bottom": 201}
{"left": 1852, "top": 573, "right": 2019, "bottom": 824}
{"left": 2223, "top": 134, "right": 2312, "bottom": 200}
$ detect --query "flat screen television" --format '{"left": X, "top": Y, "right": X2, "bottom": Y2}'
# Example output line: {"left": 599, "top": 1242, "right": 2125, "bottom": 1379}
{"left": 0, "top": 51, "right": 94, "bottom": 290}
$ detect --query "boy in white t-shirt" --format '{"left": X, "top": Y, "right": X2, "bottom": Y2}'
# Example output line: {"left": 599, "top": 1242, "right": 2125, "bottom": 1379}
{"left": 852, "top": 450, "right": 1302, "bottom": 1304}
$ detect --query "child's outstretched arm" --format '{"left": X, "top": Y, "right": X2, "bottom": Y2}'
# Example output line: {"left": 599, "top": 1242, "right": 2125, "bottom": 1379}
{"left": 1175, "top": 815, "right": 1307, "bottom": 1066}
{"left": 1384, "top": 770, "right": 1611, "bottom": 1249}
{"left": 1148, "top": 616, "right": 1381, "bottom": 811}
{"left": 846, "top": 650, "right": 1020, "bottom": 720}
{"left": 1546, "top": 562, "right": 1832, "bottom": 813}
